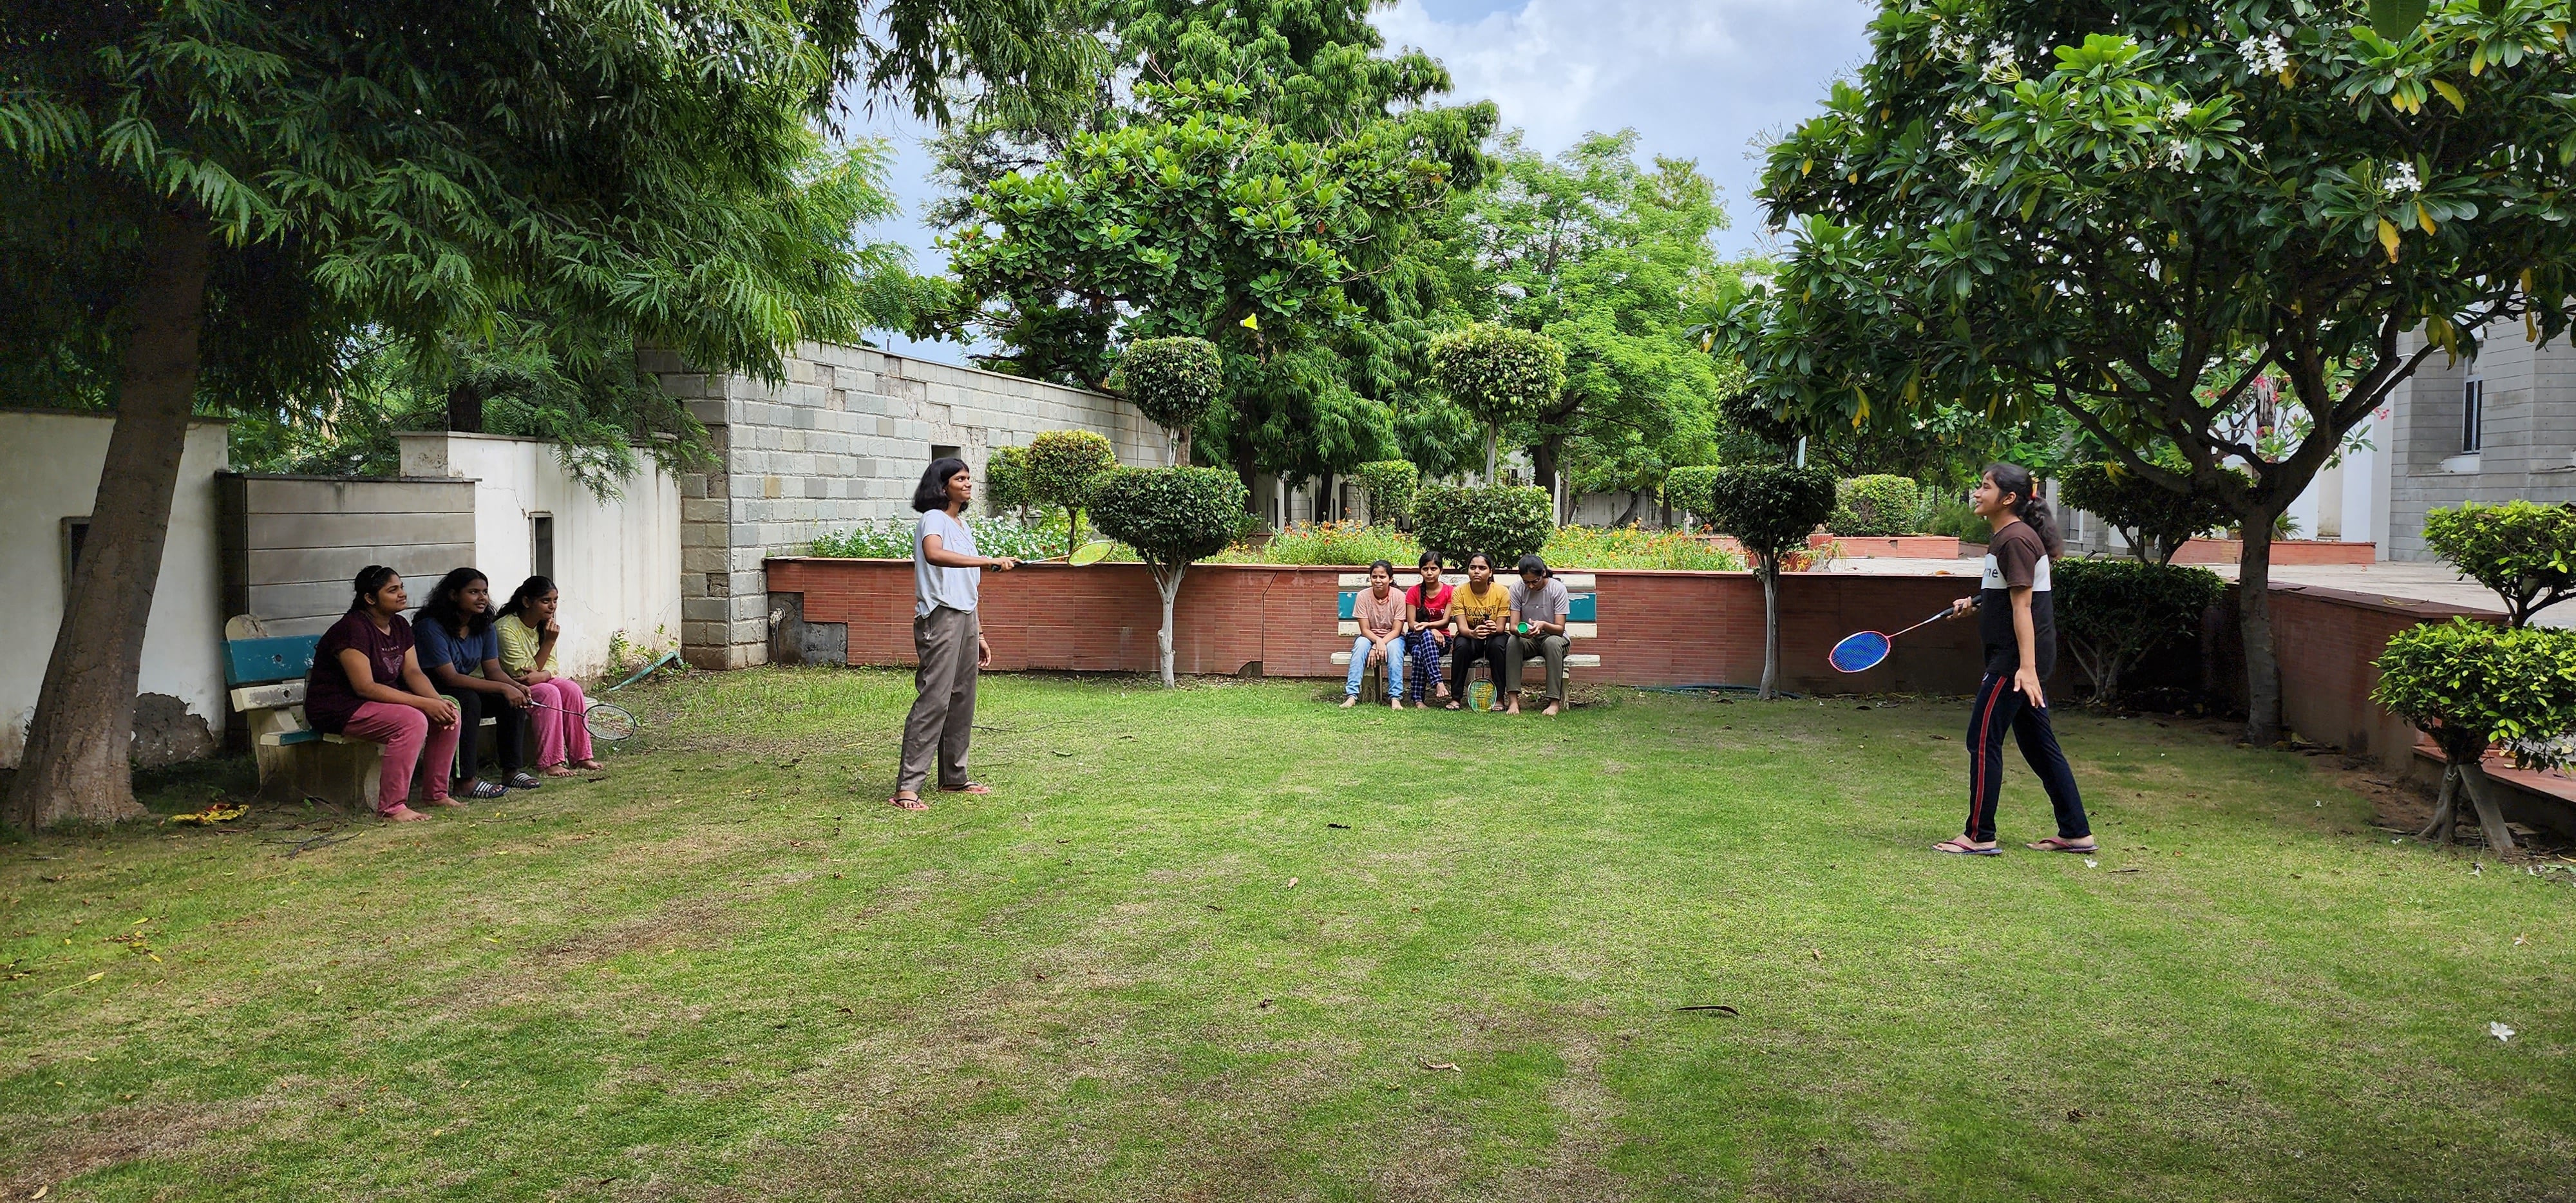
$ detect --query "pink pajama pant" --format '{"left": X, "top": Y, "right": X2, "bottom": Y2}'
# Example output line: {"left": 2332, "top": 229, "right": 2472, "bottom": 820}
{"left": 339, "top": 701, "right": 462, "bottom": 814}
{"left": 527, "top": 677, "right": 594, "bottom": 768}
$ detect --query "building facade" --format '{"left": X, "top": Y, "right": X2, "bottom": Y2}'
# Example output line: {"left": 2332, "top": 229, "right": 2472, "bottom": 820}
{"left": 2380, "top": 325, "right": 2576, "bottom": 561}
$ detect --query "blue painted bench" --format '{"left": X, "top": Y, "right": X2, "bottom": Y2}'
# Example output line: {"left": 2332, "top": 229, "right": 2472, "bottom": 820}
{"left": 224, "top": 616, "right": 504, "bottom": 809}
{"left": 1329, "top": 573, "right": 1602, "bottom": 704}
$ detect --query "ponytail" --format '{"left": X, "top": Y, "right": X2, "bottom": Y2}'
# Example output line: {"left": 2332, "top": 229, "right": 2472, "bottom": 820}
{"left": 1984, "top": 462, "right": 2062, "bottom": 558}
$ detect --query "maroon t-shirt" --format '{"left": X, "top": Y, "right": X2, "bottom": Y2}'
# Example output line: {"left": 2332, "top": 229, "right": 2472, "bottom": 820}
{"left": 306, "top": 612, "right": 412, "bottom": 734}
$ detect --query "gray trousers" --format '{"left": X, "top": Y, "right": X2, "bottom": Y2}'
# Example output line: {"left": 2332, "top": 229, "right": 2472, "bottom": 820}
{"left": 898, "top": 605, "right": 979, "bottom": 793}
{"left": 1506, "top": 632, "right": 1569, "bottom": 701}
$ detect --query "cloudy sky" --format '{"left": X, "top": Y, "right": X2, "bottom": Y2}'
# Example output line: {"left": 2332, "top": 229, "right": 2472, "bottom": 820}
{"left": 861, "top": 0, "right": 1879, "bottom": 365}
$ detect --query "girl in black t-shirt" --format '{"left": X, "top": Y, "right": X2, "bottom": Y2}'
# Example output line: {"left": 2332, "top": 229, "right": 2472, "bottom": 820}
{"left": 1933, "top": 463, "right": 2094, "bottom": 857}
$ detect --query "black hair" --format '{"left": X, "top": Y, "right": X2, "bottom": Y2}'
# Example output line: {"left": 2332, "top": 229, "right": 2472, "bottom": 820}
{"left": 418, "top": 567, "right": 494, "bottom": 638}
{"left": 1368, "top": 560, "right": 1396, "bottom": 578}
{"left": 350, "top": 565, "right": 399, "bottom": 612}
{"left": 1464, "top": 551, "right": 1495, "bottom": 571}
{"left": 913, "top": 457, "right": 971, "bottom": 513}
{"left": 1416, "top": 551, "right": 1443, "bottom": 571}
{"left": 1983, "top": 462, "right": 2063, "bottom": 558}
{"left": 499, "top": 575, "right": 556, "bottom": 624}
{"left": 1515, "top": 553, "right": 1551, "bottom": 578}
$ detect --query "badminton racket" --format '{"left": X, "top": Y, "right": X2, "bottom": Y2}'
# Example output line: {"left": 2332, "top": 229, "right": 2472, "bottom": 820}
{"left": 526, "top": 699, "right": 638, "bottom": 742}
{"left": 1828, "top": 609, "right": 1958, "bottom": 674}
{"left": 1034, "top": 540, "right": 1117, "bottom": 566}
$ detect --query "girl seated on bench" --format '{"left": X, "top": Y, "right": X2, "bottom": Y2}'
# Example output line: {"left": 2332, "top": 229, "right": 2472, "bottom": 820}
{"left": 417, "top": 567, "right": 536, "bottom": 797}
{"left": 304, "top": 566, "right": 462, "bottom": 822}
{"left": 494, "top": 575, "right": 608, "bottom": 776}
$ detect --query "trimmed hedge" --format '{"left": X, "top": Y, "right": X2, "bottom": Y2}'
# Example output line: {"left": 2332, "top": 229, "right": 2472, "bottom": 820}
{"left": 1089, "top": 466, "right": 1247, "bottom": 569}
{"left": 983, "top": 444, "right": 1032, "bottom": 518}
{"left": 1829, "top": 474, "right": 1922, "bottom": 537}
{"left": 1024, "top": 430, "right": 1119, "bottom": 557}
{"left": 1412, "top": 485, "right": 1554, "bottom": 566}
{"left": 2059, "top": 461, "right": 2231, "bottom": 564}
{"left": 1119, "top": 336, "right": 1223, "bottom": 459}
{"left": 1664, "top": 465, "right": 1723, "bottom": 527}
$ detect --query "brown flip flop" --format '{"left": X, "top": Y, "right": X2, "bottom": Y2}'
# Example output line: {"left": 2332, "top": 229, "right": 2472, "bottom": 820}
{"left": 887, "top": 795, "right": 931, "bottom": 811}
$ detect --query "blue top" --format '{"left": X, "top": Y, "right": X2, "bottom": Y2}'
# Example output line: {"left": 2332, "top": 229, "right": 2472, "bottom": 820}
{"left": 415, "top": 617, "right": 499, "bottom": 677}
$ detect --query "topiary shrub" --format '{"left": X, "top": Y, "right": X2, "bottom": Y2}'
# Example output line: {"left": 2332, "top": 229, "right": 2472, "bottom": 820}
{"left": 1828, "top": 475, "right": 1923, "bottom": 537}
{"left": 2373, "top": 618, "right": 2576, "bottom": 851}
{"left": 2054, "top": 558, "right": 2226, "bottom": 705}
{"left": 2423, "top": 500, "right": 2576, "bottom": 628}
{"left": 1354, "top": 460, "right": 1419, "bottom": 528}
{"left": 1118, "top": 336, "right": 1223, "bottom": 466}
{"left": 1023, "top": 430, "right": 1119, "bottom": 558}
{"left": 984, "top": 444, "right": 1032, "bottom": 521}
{"left": 1664, "top": 465, "right": 1723, "bottom": 531}
{"left": 2059, "top": 460, "right": 2233, "bottom": 564}
{"left": 1412, "top": 485, "right": 1554, "bottom": 567}
{"left": 1428, "top": 324, "right": 1567, "bottom": 480}
{"left": 1709, "top": 464, "right": 1837, "bottom": 699}
{"left": 1089, "top": 467, "right": 1251, "bottom": 686}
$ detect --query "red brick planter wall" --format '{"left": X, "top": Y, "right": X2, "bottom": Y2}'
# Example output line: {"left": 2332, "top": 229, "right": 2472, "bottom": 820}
{"left": 2170, "top": 538, "right": 2378, "bottom": 565}
{"left": 764, "top": 558, "right": 1997, "bottom": 694}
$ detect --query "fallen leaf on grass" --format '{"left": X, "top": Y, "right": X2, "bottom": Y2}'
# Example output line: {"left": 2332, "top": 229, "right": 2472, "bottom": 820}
{"left": 1676, "top": 1004, "right": 1739, "bottom": 1016}
{"left": 2083, "top": 859, "right": 2098, "bottom": 868}
{"left": 1285, "top": 877, "right": 1298, "bottom": 889}
{"left": 1810, "top": 949, "right": 1823, "bottom": 961}
{"left": 2110, "top": 867, "right": 2145, "bottom": 875}
{"left": 2514, "top": 934, "right": 2527, "bottom": 946}
{"left": 1420, "top": 1059, "right": 1459, "bottom": 1072}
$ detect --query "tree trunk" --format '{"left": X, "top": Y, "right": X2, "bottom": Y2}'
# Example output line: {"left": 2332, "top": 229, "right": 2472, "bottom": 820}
{"left": 1483, "top": 424, "right": 1499, "bottom": 484}
{"left": 2238, "top": 516, "right": 2283, "bottom": 744}
{"left": 2458, "top": 761, "right": 2519, "bottom": 853}
{"left": 1614, "top": 489, "right": 1643, "bottom": 528}
{"left": 446, "top": 381, "right": 485, "bottom": 433}
{"left": 1320, "top": 471, "right": 1336, "bottom": 522}
{"left": 1154, "top": 564, "right": 1184, "bottom": 687}
{"left": 1232, "top": 445, "right": 1259, "bottom": 515}
{"left": 1759, "top": 563, "right": 1781, "bottom": 701}
{"left": 5, "top": 213, "right": 213, "bottom": 831}
{"left": 2418, "top": 764, "right": 2459, "bottom": 844}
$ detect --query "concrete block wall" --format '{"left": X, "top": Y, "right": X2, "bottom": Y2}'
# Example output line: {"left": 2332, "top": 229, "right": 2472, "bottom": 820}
{"left": 653, "top": 342, "right": 1162, "bottom": 668}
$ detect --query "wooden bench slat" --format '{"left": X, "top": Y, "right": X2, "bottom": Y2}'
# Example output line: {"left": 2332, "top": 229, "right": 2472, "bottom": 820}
{"left": 225, "top": 635, "right": 319, "bottom": 687}
{"left": 230, "top": 681, "right": 306, "bottom": 712}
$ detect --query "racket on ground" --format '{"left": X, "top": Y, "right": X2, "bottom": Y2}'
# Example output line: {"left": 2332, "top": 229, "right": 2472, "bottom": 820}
{"left": 1037, "top": 540, "right": 1116, "bottom": 565}
{"left": 529, "top": 699, "right": 639, "bottom": 743}
{"left": 1828, "top": 609, "right": 1956, "bottom": 674}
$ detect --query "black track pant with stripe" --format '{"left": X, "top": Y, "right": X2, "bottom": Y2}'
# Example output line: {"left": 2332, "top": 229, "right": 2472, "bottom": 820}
{"left": 1964, "top": 672, "right": 2090, "bottom": 844}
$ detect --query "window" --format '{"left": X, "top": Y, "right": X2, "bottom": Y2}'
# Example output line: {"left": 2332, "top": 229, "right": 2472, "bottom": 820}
{"left": 931, "top": 443, "right": 961, "bottom": 465}
{"left": 531, "top": 513, "right": 554, "bottom": 580}
{"left": 61, "top": 516, "right": 90, "bottom": 598}
{"left": 2461, "top": 379, "right": 2484, "bottom": 453}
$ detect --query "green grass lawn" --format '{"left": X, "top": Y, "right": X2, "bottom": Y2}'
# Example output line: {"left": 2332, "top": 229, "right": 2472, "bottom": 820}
{"left": 5, "top": 670, "right": 2572, "bottom": 1200}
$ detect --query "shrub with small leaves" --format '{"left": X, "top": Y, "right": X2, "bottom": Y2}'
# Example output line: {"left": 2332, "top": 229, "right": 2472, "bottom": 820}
{"left": 1709, "top": 464, "right": 1837, "bottom": 699}
{"left": 1829, "top": 475, "right": 1924, "bottom": 537}
{"left": 1089, "top": 466, "right": 1250, "bottom": 685}
{"left": 1023, "top": 430, "right": 1119, "bottom": 556}
{"left": 2054, "top": 558, "right": 2226, "bottom": 704}
{"left": 984, "top": 445, "right": 1032, "bottom": 519}
{"left": 2422, "top": 500, "right": 2576, "bottom": 628}
{"left": 1412, "top": 486, "right": 1555, "bottom": 567}
{"left": 2373, "top": 617, "right": 2576, "bottom": 851}
{"left": 1354, "top": 460, "right": 1419, "bottom": 526}
{"left": 1428, "top": 325, "right": 1567, "bottom": 478}
{"left": 2060, "top": 461, "right": 2233, "bottom": 564}
{"left": 1119, "top": 336, "right": 1223, "bottom": 463}
{"left": 1664, "top": 465, "right": 1723, "bottom": 529}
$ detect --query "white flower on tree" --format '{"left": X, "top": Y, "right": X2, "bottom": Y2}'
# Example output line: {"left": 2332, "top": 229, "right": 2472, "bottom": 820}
{"left": 2385, "top": 161, "right": 2422, "bottom": 196}
{"left": 2237, "top": 34, "right": 2293, "bottom": 76}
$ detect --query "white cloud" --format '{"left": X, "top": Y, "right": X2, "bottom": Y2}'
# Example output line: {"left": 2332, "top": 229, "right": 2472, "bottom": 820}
{"left": 1374, "top": 0, "right": 1876, "bottom": 253}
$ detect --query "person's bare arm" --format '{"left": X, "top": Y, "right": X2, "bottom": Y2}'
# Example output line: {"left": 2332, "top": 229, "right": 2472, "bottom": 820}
{"left": 923, "top": 533, "right": 1018, "bottom": 571}
{"left": 522, "top": 621, "right": 558, "bottom": 685}
{"left": 2010, "top": 586, "right": 2046, "bottom": 707}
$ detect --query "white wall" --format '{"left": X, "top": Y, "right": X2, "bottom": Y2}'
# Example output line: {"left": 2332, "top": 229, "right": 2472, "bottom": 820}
{"left": 0, "top": 411, "right": 229, "bottom": 767}
{"left": 399, "top": 433, "right": 682, "bottom": 678}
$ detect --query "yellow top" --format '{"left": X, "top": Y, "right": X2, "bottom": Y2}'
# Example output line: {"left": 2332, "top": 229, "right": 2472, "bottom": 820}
{"left": 494, "top": 614, "right": 554, "bottom": 674}
{"left": 1451, "top": 581, "right": 1513, "bottom": 629}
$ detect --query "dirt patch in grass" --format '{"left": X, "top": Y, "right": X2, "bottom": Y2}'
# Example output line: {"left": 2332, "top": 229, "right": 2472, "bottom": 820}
{"left": 3, "top": 1094, "right": 285, "bottom": 1192}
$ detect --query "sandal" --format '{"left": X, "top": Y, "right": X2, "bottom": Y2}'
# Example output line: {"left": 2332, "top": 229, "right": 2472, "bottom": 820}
{"left": 464, "top": 780, "right": 509, "bottom": 800}
{"left": 1933, "top": 838, "right": 2001, "bottom": 856}
{"left": 887, "top": 795, "right": 931, "bottom": 811}
{"left": 938, "top": 782, "right": 992, "bottom": 795}
{"left": 2026, "top": 836, "right": 2098, "bottom": 853}
{"left": 507, "top": 771, "right": 544, "bottom": 790}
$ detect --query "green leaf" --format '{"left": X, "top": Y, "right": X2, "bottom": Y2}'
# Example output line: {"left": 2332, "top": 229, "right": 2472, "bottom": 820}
{"left": 2368, "top": 0, "right": 2430, "bottom": 40}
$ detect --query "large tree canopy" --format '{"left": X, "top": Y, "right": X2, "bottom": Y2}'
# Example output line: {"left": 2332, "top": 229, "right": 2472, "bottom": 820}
{"left": 1712, "top": 0, "right": 2576, "bottom": 742}
{"left": 1467, "top": 130, "right": 1734, "bottom": 519}
{"left": 0, "top": 0, "right": 1094, "bottom": 829}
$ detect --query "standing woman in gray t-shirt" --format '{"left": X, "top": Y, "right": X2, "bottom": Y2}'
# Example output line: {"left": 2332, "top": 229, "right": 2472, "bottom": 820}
{"left": 893, "top": 457, "right": 1019, "bottom": 810}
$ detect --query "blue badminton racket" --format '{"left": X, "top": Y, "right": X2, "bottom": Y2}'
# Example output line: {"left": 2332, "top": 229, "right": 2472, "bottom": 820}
{"left": 1828, "top": 609, "right": 1957, "bottom": 674}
